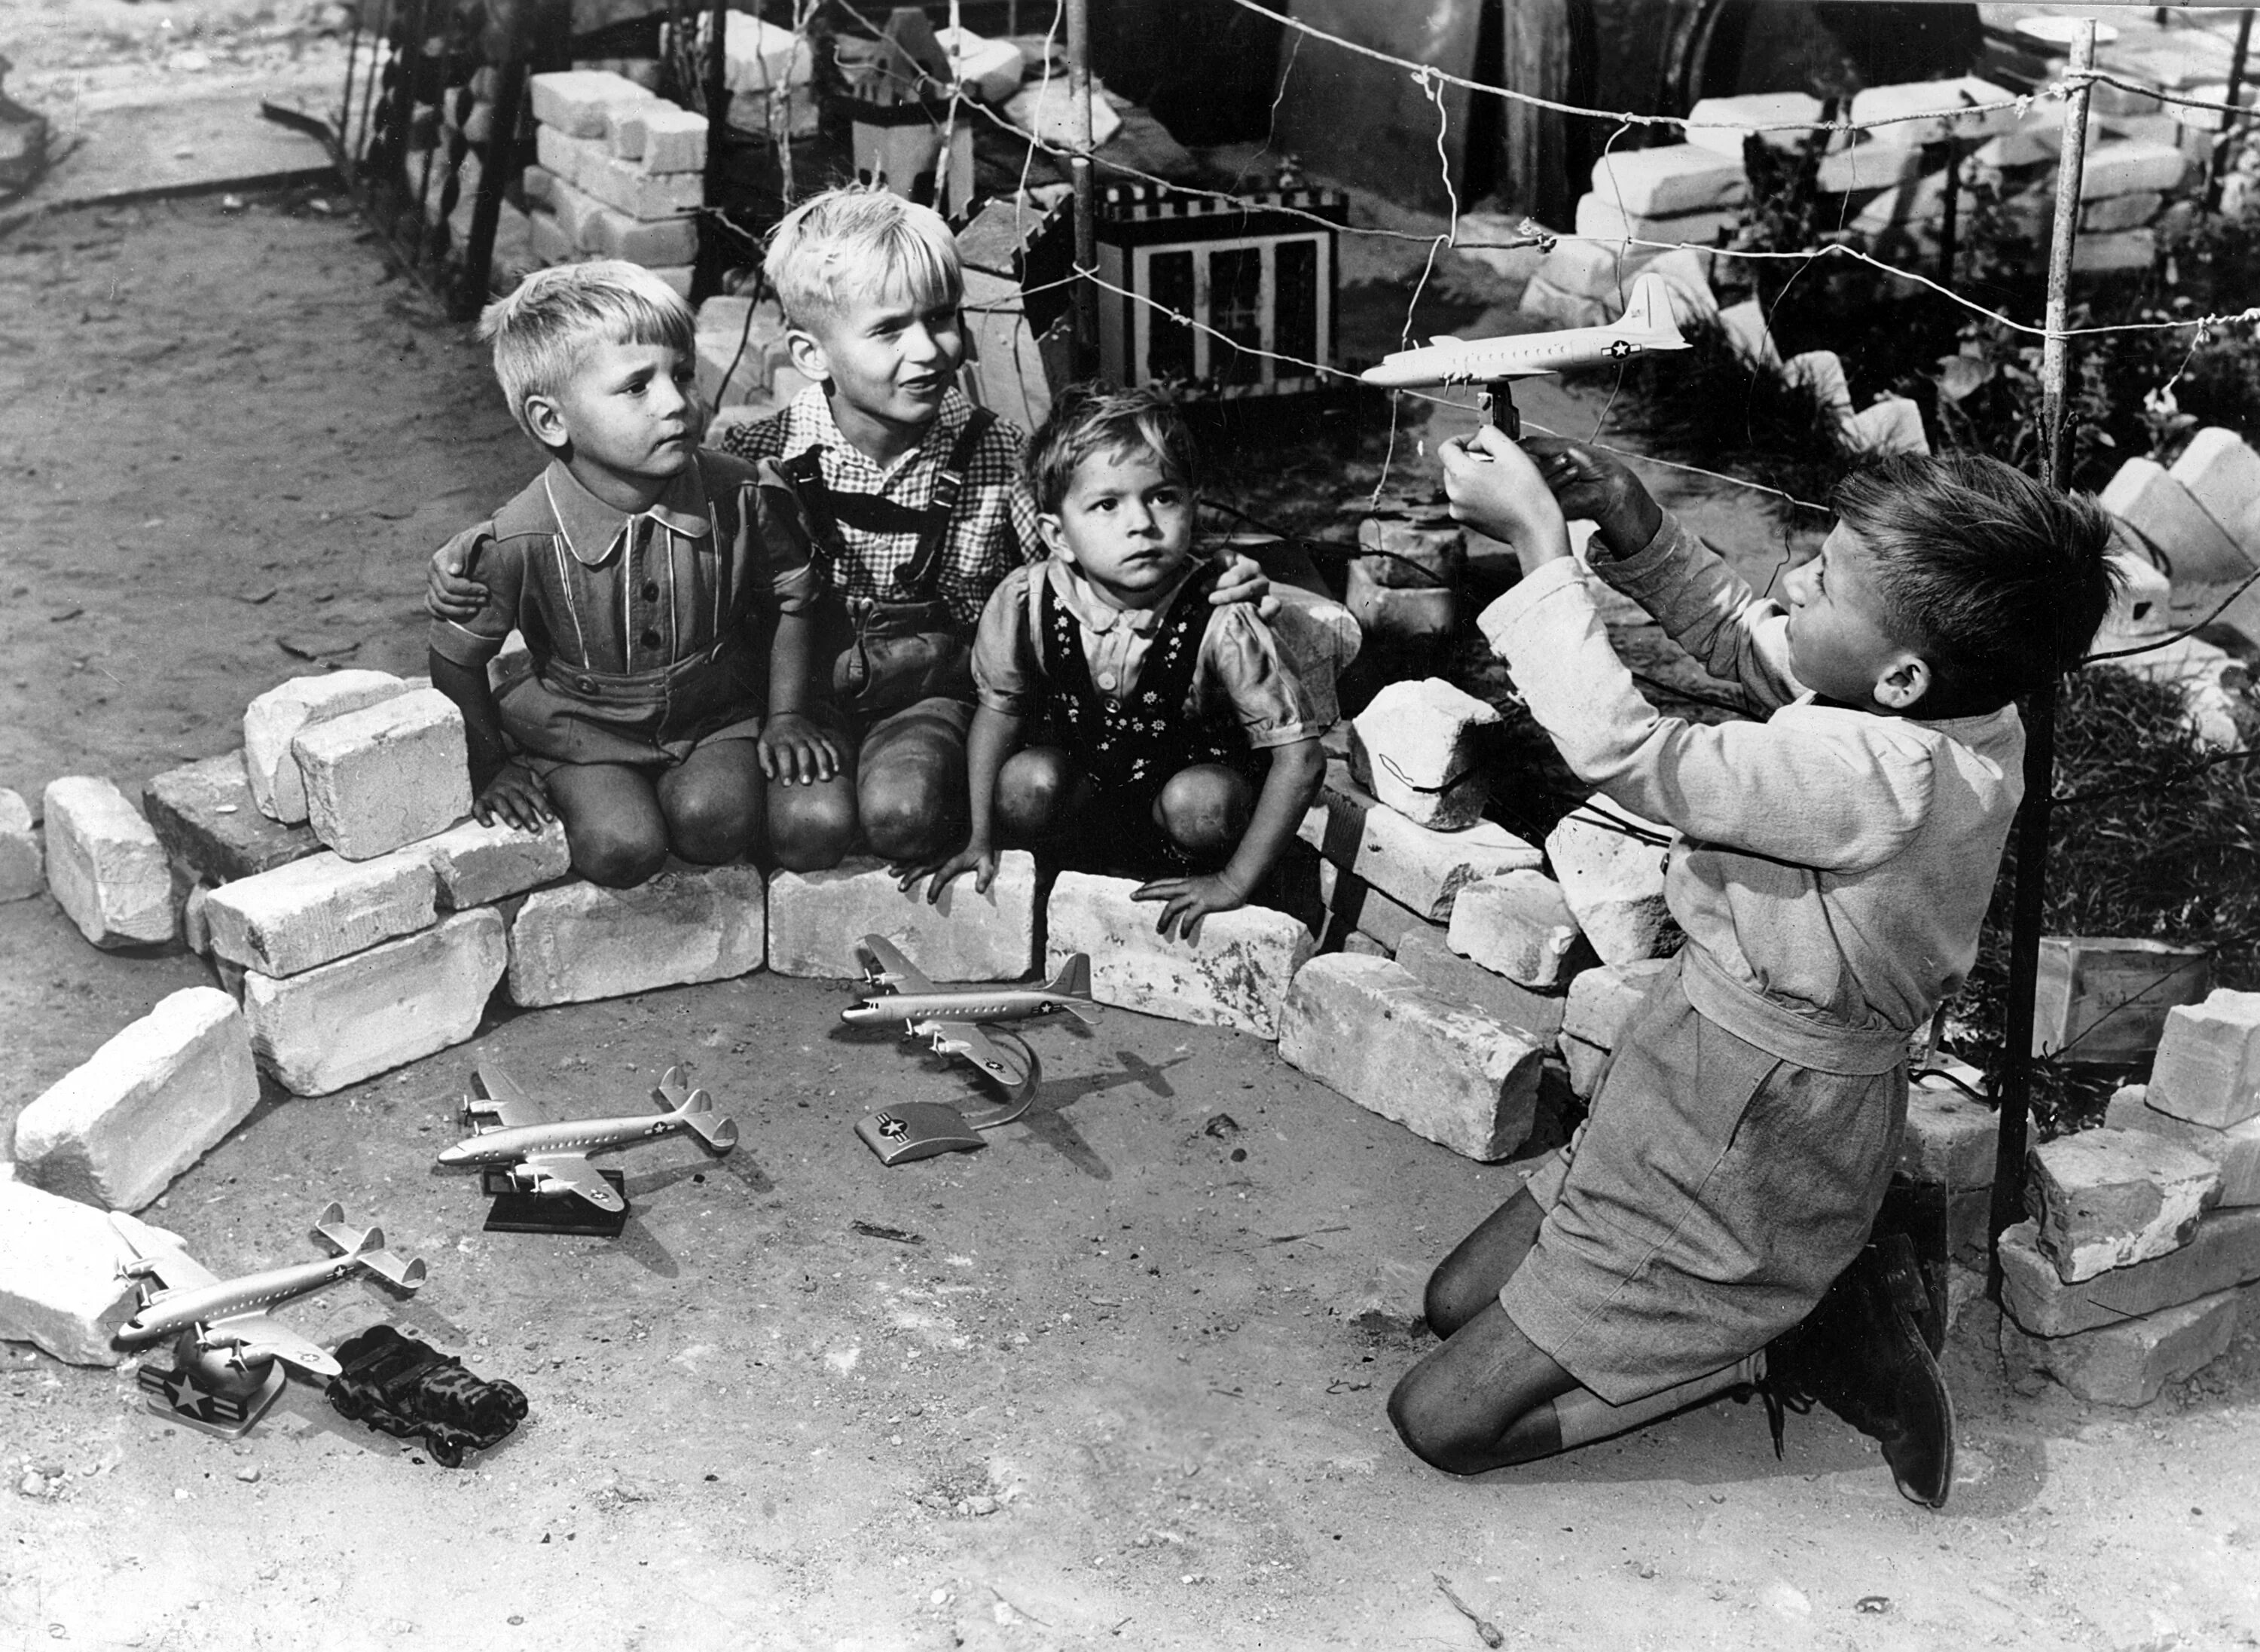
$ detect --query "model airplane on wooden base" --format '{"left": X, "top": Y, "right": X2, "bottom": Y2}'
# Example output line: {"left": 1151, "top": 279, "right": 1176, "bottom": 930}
{"left": 438, "top": 1063, "right": 736, "bottom": 1231}
{"left": 1359, "top": 270, "right": 1690, "bottom": 435}
{"left": 111, "top": 1205, "right": 427, "bottom": 1437}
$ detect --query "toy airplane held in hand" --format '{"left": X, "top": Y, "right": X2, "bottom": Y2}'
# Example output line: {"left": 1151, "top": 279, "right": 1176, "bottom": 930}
{"left": 111, "top": 1204, "right": 427, "bottom": 1379}
{"left": 1359, "top": 272, "right": 1689, "bottom": 434}
{"left": 437, "top": 1062, "right": 738, "bottom": 1212}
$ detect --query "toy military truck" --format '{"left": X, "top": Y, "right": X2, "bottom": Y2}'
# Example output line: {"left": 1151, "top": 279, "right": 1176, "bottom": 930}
{"left": 325, "top": 1324, "right": 528, "bottom": 1467}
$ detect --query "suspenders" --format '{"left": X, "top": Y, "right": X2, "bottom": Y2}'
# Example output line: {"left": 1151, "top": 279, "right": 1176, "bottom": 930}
{"left": 779, "top": 406, "right": 997, "bottom": 600}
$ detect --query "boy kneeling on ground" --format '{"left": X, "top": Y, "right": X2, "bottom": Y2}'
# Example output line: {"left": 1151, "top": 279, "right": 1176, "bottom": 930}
{"left": 1394, "top": 426, "right": 2116, "bottom": 1507}
{"left": 906, "top": 385, "right": 1326, "bottom": 943}
{"left": 426, "top": 261, "right": 835, "bottom": 886}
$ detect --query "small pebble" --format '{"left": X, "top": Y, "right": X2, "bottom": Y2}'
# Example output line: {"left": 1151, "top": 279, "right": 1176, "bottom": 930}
{"left": 236, "top": 1467, "right": 260, "bottom": 1484}
{"left": 968, "top": 1495, "right": 998, "bottom": 1516}
{"left": 18, "top": 1473, "right": 45, "bottom": 1498}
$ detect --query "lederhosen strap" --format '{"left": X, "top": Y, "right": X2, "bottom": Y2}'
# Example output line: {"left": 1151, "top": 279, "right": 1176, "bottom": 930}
{"left": 1040, "top": 561, "right": 1236, "bottom": 799}
{"left": 779, "top": 406, "right": 997, "bottom": 596}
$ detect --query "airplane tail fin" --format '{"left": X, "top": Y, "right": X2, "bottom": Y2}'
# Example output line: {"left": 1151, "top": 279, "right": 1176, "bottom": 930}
{"left": 1043, "top": 953, "right": 1103, "bottom": 1024}
{"left": 318, "top": 1206, "right": 426, "bottom": 1292}
{"left": 657, "top": 1065, "right": 738, "bottom": 1153}
{"left": 1620, "top": 273, "right": 1686, "bottom": 346}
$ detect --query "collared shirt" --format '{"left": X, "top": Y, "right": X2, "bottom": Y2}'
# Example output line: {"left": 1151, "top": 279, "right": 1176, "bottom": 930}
{"left": 716, "top": 384, "right": 1040, "bottom": 627}
{"left": 428, "top": 451, "right": 818, "bottom": 679}
{"left": 1480, "top": 512, "right": 2024, "bottom": 1073}
{"left": 971, "top": 557, "right": 1321, "bottom": 750}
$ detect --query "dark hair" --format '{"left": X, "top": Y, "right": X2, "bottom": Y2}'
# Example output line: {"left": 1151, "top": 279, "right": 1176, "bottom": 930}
{"left": 1023, "top": 383, "right": 1199, "bottom": 515}
{"left": 1830, "top": 452, "right": 2121, "bottom": 711}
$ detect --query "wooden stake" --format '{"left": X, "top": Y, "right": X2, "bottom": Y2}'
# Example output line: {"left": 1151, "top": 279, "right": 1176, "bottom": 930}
{"left": 1065, "top": 0, "right": 1098, "bottom": 376}
{"left": 1989, "top": 18, "right": 2096, "bottom": 1275}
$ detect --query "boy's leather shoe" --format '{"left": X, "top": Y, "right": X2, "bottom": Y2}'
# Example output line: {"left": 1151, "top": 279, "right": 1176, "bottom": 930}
{"left": 1762, "top": 1235, "right": 1955, "bottom": 1508}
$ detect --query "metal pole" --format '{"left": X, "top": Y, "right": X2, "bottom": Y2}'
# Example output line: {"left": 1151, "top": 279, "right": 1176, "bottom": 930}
{"left": 1064, "top": 0, "right": 1098, "bottom": 376}
{"left": 2207, "top": 8, "right": 2252, "bottom": 214}
{"left": 1988, "top": 18, "right": 2095, "bottom": 1275}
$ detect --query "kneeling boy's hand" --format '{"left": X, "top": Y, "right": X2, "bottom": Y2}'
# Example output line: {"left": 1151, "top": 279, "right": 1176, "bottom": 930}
{"left": 1132, "top": 871, "right": 1245, "bottom": 946}
{"left": 759, "top": 711, "right": 839, "bottom": 786}
{"left": 1516, "top": 435, "right": 1664, "bottom": 560}
{"left": 427, "top": 542, "right": 488, "bottom": 621}
{"left": 475, "top": 760, "right": 551, "bottom": 832}
{"left": 896, "top": 843, "right": 997, "bottom": 905}
{"left": 1440, "top": 427, "right": 1571, "bottom": 576}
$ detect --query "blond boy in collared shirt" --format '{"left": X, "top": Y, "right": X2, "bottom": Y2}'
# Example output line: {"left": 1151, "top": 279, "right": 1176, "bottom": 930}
{"left": 906, "top": 385, "right": 1325, "bottom": 945}
{"left": 426, "top": 261, "right": 835, "bottom": 887}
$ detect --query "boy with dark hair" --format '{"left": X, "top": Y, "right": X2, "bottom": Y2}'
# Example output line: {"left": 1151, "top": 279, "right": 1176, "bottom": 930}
{"left": 1391, "top": 428, "right": 2117, "bottom": 1507}
{"left": 425, "top": 261, "right": 833, "bottom": 887}
{"left": 906, "top": 384, "right": 1326, "bottom": 943}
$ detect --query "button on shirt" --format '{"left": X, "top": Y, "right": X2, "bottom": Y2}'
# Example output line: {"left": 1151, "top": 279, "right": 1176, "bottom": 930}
{"left": 971, "top": 557, "right": 1322, "bottom": 750}
{"left": 718, "top": 385, "right": 1040, "bottom": 627}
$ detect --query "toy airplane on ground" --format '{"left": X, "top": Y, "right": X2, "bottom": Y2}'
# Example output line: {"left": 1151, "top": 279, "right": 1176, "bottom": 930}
{"left": 841, "top": 934, "right": 1086, "bottom": 1163}
{"left": 437, "top": 1062, "right": 737, "bottom": 1213}
{"left": 1359, "top": 270, "right": 1689, "bottom": 434}
{"left": 111, "top": 1203, "right": 427, "bottom": 1379}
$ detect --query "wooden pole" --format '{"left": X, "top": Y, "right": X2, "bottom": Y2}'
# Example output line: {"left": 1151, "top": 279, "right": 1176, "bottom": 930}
{"left": 2207, "top": 8, "right": 2253, "bottom": 214}
{"left": 1064, "top": 0, "right": 1098, "bottom": 376}
{"left": 1988, "top": 18, "right": 2096, "bottom": 1274}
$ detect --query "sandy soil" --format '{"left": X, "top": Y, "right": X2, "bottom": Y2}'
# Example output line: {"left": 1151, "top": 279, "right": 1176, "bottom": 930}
{"left": 2, "top": 87, "right": 2260, "bottom": 1652}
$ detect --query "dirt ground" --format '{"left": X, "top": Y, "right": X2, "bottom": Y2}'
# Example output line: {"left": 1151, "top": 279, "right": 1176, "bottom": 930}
{"left": 3, "top": 57, "right": 2260, "bottom": 1652}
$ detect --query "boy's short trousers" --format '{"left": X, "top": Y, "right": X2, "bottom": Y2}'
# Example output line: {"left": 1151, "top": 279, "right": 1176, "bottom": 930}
{"left": 804, "top": 695, "right": 976, "bottom": 756}
{"left": 1500, "top": 957, "right": 1906, "bottom": 1405}
{"left": 499, "top": 640, "right": 767, "bottom": 775}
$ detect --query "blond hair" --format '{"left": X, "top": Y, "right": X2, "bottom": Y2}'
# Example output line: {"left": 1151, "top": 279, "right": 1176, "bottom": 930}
{"left": 763, "top": 185, "right": 961, "bottom": 329}
{"left": 478, "top": 261, "right": 695, "bottom": 438}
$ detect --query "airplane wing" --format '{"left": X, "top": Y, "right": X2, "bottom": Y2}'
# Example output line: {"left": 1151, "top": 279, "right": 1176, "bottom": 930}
{"left": 470, "top": 1063, "right": 545, "bottom": 1129}
{"left": 855, "top": 933, "right": 933, "bottom": 993}
{"left": 204, "top": 1310, "right": 341, "bottom": 1378}
{"left": 519, "top": 1152, "right": 628, "bottom": 1212}
{"left": 109, "top": 1217, "right": 220, "bottom": 1294}
{"left": 920, "top": 1018, "right": 1033, "bottom": 1090}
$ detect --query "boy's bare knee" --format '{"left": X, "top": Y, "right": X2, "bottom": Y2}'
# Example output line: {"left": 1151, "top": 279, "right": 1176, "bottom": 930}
{"left": 667, "top": 789, "right": 759, "bottom": 866}
{"left": 995, "top": 750, "right": 1073, "bottom": 841}
{"left": 570, "top": 822, "right": 668, "bottom": 888}
{"left": 1156, "top": 765, "right": 1253, "bottom": 857}
{"left": 860, "top": 775, "right": 959, "bottom": 863}
{"left": 768, "top": 785, "right": 857, "bottom": 872}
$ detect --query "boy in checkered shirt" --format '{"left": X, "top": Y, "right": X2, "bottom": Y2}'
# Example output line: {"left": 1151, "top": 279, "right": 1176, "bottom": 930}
{"left": 430, "top": 187, "right": 1269, "bottom": 868}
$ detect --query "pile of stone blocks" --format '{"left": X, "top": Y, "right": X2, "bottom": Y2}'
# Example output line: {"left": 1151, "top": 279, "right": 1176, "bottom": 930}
{"left": 2000, "top": 988, "right": 2260, "bottom": 1405}
{"left": 698, "top": 11, "right": 818, "bottom": 143}
{"left": 1521, "top": 146, "right": 1746, "bottom": 328}
{"left": 1275, "top": 679, "right": 1693, "bottom": 1162}
{"left": 524, "top": 70, "right": 708, "bottom": 298}
{"left": 2099, "top": 426, "right": 2260, "bottom": 655}
{"left": 694, "top": 291, "right": 805, "bottom": 424}
{"left": 1343, "top": 501, "right": 1465, "bottom": 646}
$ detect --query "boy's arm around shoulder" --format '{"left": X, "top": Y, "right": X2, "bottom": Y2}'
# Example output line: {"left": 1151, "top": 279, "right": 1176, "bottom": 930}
{"left": 1483, "top": 560, "right": 1941, "bottom": 873}
{"left": 737, "top": 453, "right": 838, "bottom": 786}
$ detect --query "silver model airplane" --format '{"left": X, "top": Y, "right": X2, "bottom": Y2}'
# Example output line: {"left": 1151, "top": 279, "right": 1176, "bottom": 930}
{"left": 1359, "top": 271, "right": 1690, "bottom": 391}
{"left": 111, "top": 1204, "right": 427, "bottom": 1379}
{"left": 436, "top": 1063, "right": 737, "bottom": 1212}
{"left": 841, "top": 933, "right": 1098, "bottom": 1088}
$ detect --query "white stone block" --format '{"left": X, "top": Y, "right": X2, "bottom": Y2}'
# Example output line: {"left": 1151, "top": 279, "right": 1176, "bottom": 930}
{"left": 2109, "top": 1083, "right": 2260, "bottom": 1208}
{"left": 2170, "top": 426, "right": 2260, "bottom": 552}
{"left": 1901, "top": 1073, "right": 1997, "bottom": 1188}
{"left": 0, "top": 1181, "right": 184, "bottom": 1365}
{"left": 527, "top": 205, "right": 576, "bottom": 267}
{"left": 1446, "top": 869, "right": 1581, "bottom": 988}
{"left": 11, "top": 988, "right": 258, "bottom": 1211}
{"left": 1562, "top": 957, "right": 1673, "bottom": 1049}
{"left": 242, "top": 909, "right": 507, "bottom": 1096}
{"left": 2103, "top": 456, "right": 2255, "bottom": 588}
{"left": 1848, "top": 395, "right": 1929, "bottom": 457}
{"left": 241, "top": 670, "right": 411, "bottom": 824}
{"left": 1300, "top": 762, "right": 1542, "bottom": 921}
{"left": 1560, "top": 1033, "right": 1610, "bottom": 1100}
{"left": 203, "top": 849, "right": 438, "bottom": 978}
{"left": 2081, "top": 139, "right": 2188, "bottom": 201}
{"left": 1280, "top": 954, "right": 1543, "bottom": 1160}
{"left": 1590, "top": 144, "right": 1748, "bottom": 218}
{"left": 292, "top": 688, "right": 472, "bottom": 861}
{"left": 1642, "top": 246, "right": 1721, "bottom": 327}
{"left": 1999, "top": 1287, "right": 2240, "bottom": 1408}
{"left": 1343, "top": 557, "right": 1456, "bottom": 642}
{"left": 529, "top": 69, "right": 658, "bottom": 139}
{"left": 2081, "top": 191, "right": 2163, "bottom": 233}
{"left": 614, "top": 99, "right": 707, "bottom": 173}
{"left": 1784, "top": 350, "right": 1854, "bottom": 424}
{"left": 1684, "top": 91, "right": 1824, "bottom": 155}
{"left": 1532, "top": 236, "right": 1656, "bottom": 304}
{"left": 533, "top": 122, "right": 599, "bottom": 188}
{"left": 1544, "top": 805, "right": 1677, "bottom": 965}
{"left": 1572, "top": 194, "right": 1740, "bottom": 249}
{"left": 1354, "top": 515, "right": 1465, "bottom": 587}
{"left": 573, "top": 143, "right": 705, "bottom": 220}
{"left": 1516, "top": 273, "right": 1610, "bottom": 330}
{"left": 2093, "top": 542, "right": 2174, "bottom": 647}
{"left": 1348, "top": 679, "right": 1499, "bottom": 831}
{"left": 2149, "top": 990, "right": 2260, "bottom": 1128}
{"left": 1393, "top": 926, "right": 1568, "bottom": 1045}
{"left": 2025, "top": 1127, "right": 2220, "bottom": 1284}
{"left": 768, "top": 853, "right": 1038, "bottom": 982}
{"left": 1816, "top": 139, "right": 1925, "bottom": 196}
{"left": 1045, "top": 871, "right": 1312, "bottom": 1039}
{"left": 1716, "top": 298, "right": 1779, "bottom": 369}
{"left": 507, "top": 866, "right": 766, "bottom": 1006}
{"left": 0, "top": 786, "right": 41, "bottom": 902}
{"left": 546, "top": 169, "right": 699, "bottom": 263}
{"left": 42, "top": 777, "right": 174, "bottom": 949}
{"left": 2072, "top": 228, "right": 2157, "bottom": 275}
{"left": 418, "top": 817, "right": 572, "bottom": 908}
{"left": 1849, "top": 77, "right": 2020, "bottom": 148}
